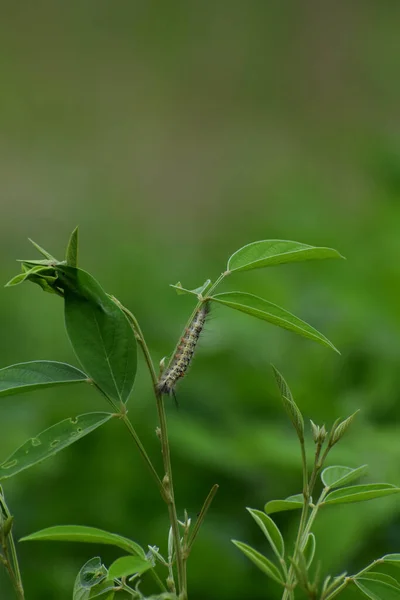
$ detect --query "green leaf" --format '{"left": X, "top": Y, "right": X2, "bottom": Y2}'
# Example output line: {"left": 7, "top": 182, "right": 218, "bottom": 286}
{"left": 5, "top": 265, "right": 55, "bottom": 287}
{"left": 28, "top": 238, "right": 57, "bottom": 260}
{"left": 108, "top": 555, "right": 152, "bottom": 580}
{"left": 227, "top": 240, "right": 344, "bottom": 273}
{"left": 353, "top": 577, "right": 400, "bottom": 600}
{"left": 272, "top": 366, "right": 304, "bottom": 442}
{"left": 330, "top": 411, "right": 360, "bottom": 446}
{"left": 303, "top": 533, "right": 316, "bottom": 569}
{"left": 357, "top": 574, "right": 400, "bottom": 589}
{"left": 232, "top": 540, "right": 283, "bottom": 585}
{"left": 0, "top": 412, "right": 113, "bottom": 479}
{"left": 0, "top": 361, "right": 89, "bottom": 399}
{"left": 73, "top": 557, "right": 109, "bottom": 600}
{"left": 383, "top": 555, "right": 400, "bottom": 567}
{"left": 20, "top": 525, "right": 146, "bottom": 558}
{"left": 247, "top": 508, "right": 285, "bottom": 559}
{"left": 80, "top": 557, "right": 108, "bottom": 588}
{"left": 210, "top": 292, "right": 339, "bottom": 353}
{"left": 56, "top": 266, "right": 137, "bottom": 404}
{"left": 66, "top": 226, "right": 79, "bottom": 267}
{"left": 321, "top": 465, "right": 368, "bottom": 489}
{"left": 323, "top": 484, "right": 400, "bottom": 506}
{"left": 265, "top": 494, "right": 304, "bottom": 515}
{"left": 170, "top": 279, "right": 211, "bottom": 297}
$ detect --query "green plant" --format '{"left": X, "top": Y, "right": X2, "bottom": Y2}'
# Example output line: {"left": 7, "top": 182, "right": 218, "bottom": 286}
{"left": 234, "top": 367, "right": 400, "bottom": 600}
{"left": 0, "top": 230, "right": 344, "bottom": 599}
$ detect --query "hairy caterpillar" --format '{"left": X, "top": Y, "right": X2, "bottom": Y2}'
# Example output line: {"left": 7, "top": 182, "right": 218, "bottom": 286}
{"left": 156, "top": 301, "right": 210, "bottom": 397}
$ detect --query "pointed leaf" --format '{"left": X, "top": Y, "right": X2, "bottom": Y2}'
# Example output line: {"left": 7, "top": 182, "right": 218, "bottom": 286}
{"left": 108, "top": 556, "right": 152, "bottom": 580}
{"left": 323, "top": 484, "right": 400, "bottom": 506}
{"left": 330, "top": 411, "right": 360, "bottom": 446}
{"left": 0, "top": 412, "right": 113, "bottom": 479}
{"left": 247, "top": 508, "right": 284, "bottom": 559}
{"left": 170, "top": 279, "right": 211, "bottom": 297}
{"left": 56, "top": 266, "right": 137, "bottom": 403}
{"left": 265, "top": 494, "right": 304, "bottom": 515}
{"left": 322, "top": 465, "right": 368, "bottom": 489}
{"left": 303, "top": 533, "right": 316, "bottom": 569}
{"left": 272, "top": 366, "right": 304, "bottom": 442}
{"left": 232, "top": 540, "right": 283, "bottom": 584}
{"left": 354, "top": 578, "right": 400, "bottom": 600}
{"left": 21, "top": 525, "right": 146, "bottom": 558}
{"left": 0, "top": 361, "right": 89, "bottom": 399}
{"left": 227, "top": 240, "right": 344, "bottom": 273}
{"left": 5, "top": 265, "right": 55, "bottom": 287}
{"left": 66, "top": 226, "right": 79, "bottom": 267}
{"left": 28, "top": 238, "right": 57, "bottom": 260}
{"left": 210, "top": 292, "right": 339, "bottom": 353}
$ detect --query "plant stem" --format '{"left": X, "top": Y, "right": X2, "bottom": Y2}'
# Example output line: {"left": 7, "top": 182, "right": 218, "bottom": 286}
{"left": 323, "top": 579, "right": 350, "bottom": 600}
{"left": 118, "top": 301, "right": 187, "bottom": 599}
{"left": 187, "top": 484, "right": 219, "bottom": 554}
{"left": 0, "top": 492, "right": 24, "bottom": 600}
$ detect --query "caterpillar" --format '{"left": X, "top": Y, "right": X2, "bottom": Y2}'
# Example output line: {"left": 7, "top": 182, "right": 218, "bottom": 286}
{"left": 156, "top": 301, "right": 210, "bottom": 397}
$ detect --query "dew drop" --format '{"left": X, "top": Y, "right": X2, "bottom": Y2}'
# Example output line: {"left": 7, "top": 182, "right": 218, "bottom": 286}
{"left": 50, "top": 439, "right": 60, "bottom": 448}
{"left": 31, "top": 438, "right": 41, "bottom": 447}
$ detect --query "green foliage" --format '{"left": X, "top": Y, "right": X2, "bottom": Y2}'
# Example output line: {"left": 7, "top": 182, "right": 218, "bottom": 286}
{"left": 108, "top": 555, "right": 152, "bottom": 580}
{"left": 57, "top": 266, "right": 137, "bottom": 405}
{"left": 21, "top": 525, "right": 146, "bottom": 558}
{"left": 0, "top": 360, "right": 89, "bottom": 398}
{"left": 235, "top": 368, "right": 400, "bottom": 600}
{"left": 210, "top": 292, "right": 339, "bottom": 352}
{"left": 226, "top": 240, "right": 344, "bottom": 273}
{"left": 0, "top": 413, "right": 114, "bottom": 480}
{"left": 3, "top": 230, "right": 397, "bottom": 600}
{"left": 265, "top": 494, "right": 304, "bottom": 515}
{"left": 323, "top": 484, "right": 400, "bottom": 506}
{"left": 321, "top": 465, "right": 369, "bottom": 489}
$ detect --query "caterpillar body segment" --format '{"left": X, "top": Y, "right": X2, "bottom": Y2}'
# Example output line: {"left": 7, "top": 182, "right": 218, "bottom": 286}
{"left": 156, "top": 302, "right": 210, "bottom": 396}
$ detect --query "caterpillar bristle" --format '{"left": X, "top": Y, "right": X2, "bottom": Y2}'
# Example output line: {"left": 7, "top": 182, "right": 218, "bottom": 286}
{"left": 156, "top": 301, "right": 209, "bottom": 398}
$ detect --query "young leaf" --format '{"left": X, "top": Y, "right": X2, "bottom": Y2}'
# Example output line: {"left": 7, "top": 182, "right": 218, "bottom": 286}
{"left": 5, "top": 265, "right": 55, "bottom": 287}
{"left": 272, "top": 366, "right": 304, "bottom": 442}
{"left": 321, "top": 465, "right": 368, "bottom": 489}
{"left": 56, "top": 266, "right": 137, "bottom": 404}
{"left": 79, "top": 557, "right": 107, "bottom": 588}
{"left": 209, "top": 292, "right": 339, "bottom": 353}
{"left": 108, "top": 556, "right": 152, "bottom": 580}
{"left": 21, "top": 525, "right": 146, "bottom": 558}
{"left": 265, "top": 494, "right": 304, "bottom": 515}
{"left": 247, "top": 508, "right": 285, "bottom": 559}
{"left": 232, "top": 540, "right": 284, "bottom": 585}
{"left": 66, "top": 226, "right": 79, "bottom": 267}
{"left": 383, "top": 555, "right": 400, "bottom": 567}
{"left": 323, "top": 484, "right": 400, "bottom": 506}
{"left": 329, "top": 411, "right": 360, "bottom": 446}
{"left": 303, "top": 533, "right": 316, "bottom": 569}
{"left": 227, "top": 240, "right": 344, "bottom": 273}
{"left": 170, "top": 279, "right": 211, "bottom": 297}
{"left": 28, "top": 238, "right": 57, "bottom": 261}
{"left": 0, "top": 413, "right": 114, "bottom": 479}
{"left": 0, "top": 361, "right": 89, "bottom": 399}
{"left": 73, "top": 557, "right": 109, "bottom": 600}
{"left": 353, "top": 577, "right": 400, "bottom": 600}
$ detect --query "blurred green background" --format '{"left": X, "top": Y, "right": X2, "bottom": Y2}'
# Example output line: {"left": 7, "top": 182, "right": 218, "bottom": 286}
{"left": 1, "top": 1, "right": 400, "bottom": 598}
